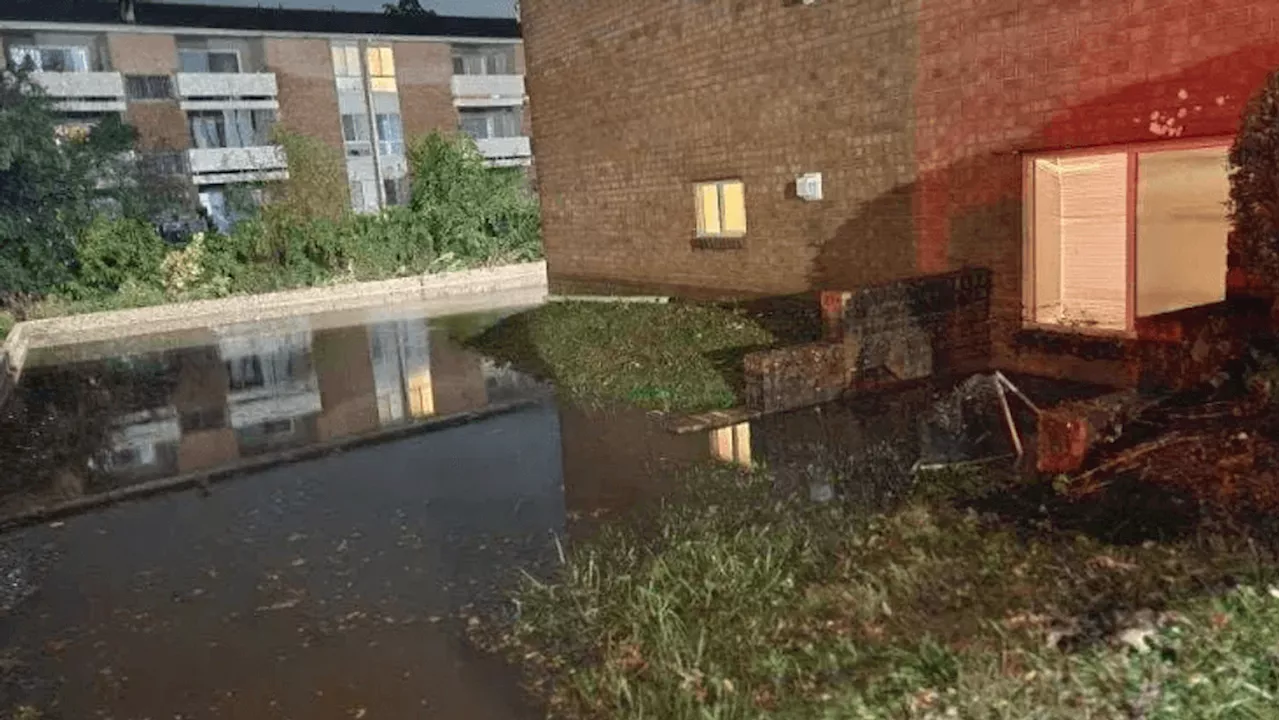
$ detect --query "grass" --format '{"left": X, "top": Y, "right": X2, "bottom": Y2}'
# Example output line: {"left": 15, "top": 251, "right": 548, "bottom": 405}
{"left": 467, "top": 300, "right": 817, "bottom": 413}
{"left": 486, "top": 466, "right": 1277, "bottom": 719}
{"left": 0, "top": 311, "right": 12, "bottom": 343}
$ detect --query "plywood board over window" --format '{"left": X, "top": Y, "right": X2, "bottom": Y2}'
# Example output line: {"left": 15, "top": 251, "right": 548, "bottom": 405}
{"left": 1023, "top": 139, "right": 1230, "bottom": 335}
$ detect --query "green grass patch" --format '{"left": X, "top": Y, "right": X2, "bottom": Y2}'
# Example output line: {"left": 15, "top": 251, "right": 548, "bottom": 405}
{"left": 493, "top": 467, "right": 1277, "bottom": 719}
{"left": 467, "top": 300, "right": 813, "bottom": 413}
{"left": 0, "top": 311, "right": 13, "bottom": 343}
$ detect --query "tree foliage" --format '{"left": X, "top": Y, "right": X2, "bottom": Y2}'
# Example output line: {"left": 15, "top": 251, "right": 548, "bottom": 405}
{"left": 0, "top": 69, "right": 137, "bottom": 301}
{"left": 382, "top": 0, "right": 435, "bottom": 17}
{"left": 1228, "top": 72, "right": 1278, "bottom": 288}
{"left": 408, "top": 132, "right": 541, "bottom": 263}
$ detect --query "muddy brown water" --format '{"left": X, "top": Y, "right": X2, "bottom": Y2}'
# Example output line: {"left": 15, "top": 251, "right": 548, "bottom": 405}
{"left": 0, "top": 301, "right": 1071, "bottom": 718}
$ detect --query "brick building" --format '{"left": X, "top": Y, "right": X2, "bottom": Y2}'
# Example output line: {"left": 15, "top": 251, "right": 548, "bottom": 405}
{"left": 522, "top": 0, "right": 1277, "bottom": 387}
{"left": 0, "top": 1, "right": 529, "bottom": 228}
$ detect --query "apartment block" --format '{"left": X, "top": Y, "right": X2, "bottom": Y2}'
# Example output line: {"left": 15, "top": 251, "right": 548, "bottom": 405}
{"left": 521, "top": 0, "right": 1277, "bottom": 386}
{"left": 1, "top": 1, "right": 529, "bottom": 228}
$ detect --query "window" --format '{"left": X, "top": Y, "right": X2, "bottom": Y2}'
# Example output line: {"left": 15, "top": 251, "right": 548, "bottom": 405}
{"left": 695, "top": 180, "right": 747, "bottom": 237}
{"left": 178, "top": 48, "right": 240, "bottom": 73}
{"left": 341, "top": 113, "right": 372, "bottom": 157}
{"left": 366, "top": 46, "right": 396, "bottom": 92}
{"left": 330, "top": 44, "right": 361, "bottom": 77}
{"left": 125, "top": 75, "right": 172, "bottom": 100}
{"left": 1025, "top": 141, "right": 1230, "bottom": 332}
{"left": 375, "top": 113, "right": 404, "bottom": 156}
{"left": 384, "top": 176, "right": 409, "bottom": 206}
{"left": 451, "top": 45, "right": 515, "bottom": 75}
{"left": 188, "top": 109, "right": 274, "bottom": 149}
{"left": 9, "top": 45, "right": 91, "bottom": 72}
{"left": 458, "top": 107, "right": 522, "bottom": 140}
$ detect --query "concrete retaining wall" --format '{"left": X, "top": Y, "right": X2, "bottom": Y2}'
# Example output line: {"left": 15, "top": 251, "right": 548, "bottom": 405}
{"left": 0, "top": 261, "right": 547, "bottom": 407}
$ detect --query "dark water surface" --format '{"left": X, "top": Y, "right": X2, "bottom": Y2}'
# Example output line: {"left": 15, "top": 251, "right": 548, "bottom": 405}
{"left": 0, "top": 301, "right": 1042, "bottom": 718}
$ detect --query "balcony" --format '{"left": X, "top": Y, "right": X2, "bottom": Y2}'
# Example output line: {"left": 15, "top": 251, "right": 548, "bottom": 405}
{"left": 474, "top": 136, "right": 532, "bottom": 166}
{"left": 175, "top": 72, "right": 279, "bottom": 110}
{"left": 187, "top": 146, "right": 287, "bottom": 185}
{"left": 450, "top": 74, "right": 524, "bottom": 107}
{"left": 30, "top": 72, "right": 126, "bottom": 112}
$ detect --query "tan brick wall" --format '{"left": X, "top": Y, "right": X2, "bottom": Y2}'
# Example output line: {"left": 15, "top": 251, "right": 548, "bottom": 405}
{"left": 265, "top": 37, "right": 343, "bottom": 149}
{"left": 521, "top": 0, "right": 919, "bottom": 297}
{"left": 106, "top": 32, "right": 177, "bottom": 73}
{"left": 393, "top": 40, "right": 457, "bottom": 139}
{"left": 126, "top": 101, "right": 190, "bottom": 151}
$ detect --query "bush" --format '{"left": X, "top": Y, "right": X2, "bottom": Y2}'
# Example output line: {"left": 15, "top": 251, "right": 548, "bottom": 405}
{"left": 159, "top": 232, "right": 230, "bottom": 301}
{"left": 1228, "top": 72, "right": 1278, "bottom": 289}
{"left": 73, "top": 216, "right": 166, "bottom": 294}
{"left": 408, "top": 132, "right": 542, "bottom": 264}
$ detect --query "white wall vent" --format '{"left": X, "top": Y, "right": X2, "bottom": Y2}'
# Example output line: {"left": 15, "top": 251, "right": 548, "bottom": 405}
{"left": 796, "top": 172, "right": 823, "bottom": 201}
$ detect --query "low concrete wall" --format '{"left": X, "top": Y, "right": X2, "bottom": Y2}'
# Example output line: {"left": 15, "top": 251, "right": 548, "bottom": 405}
{"left": 0, "top": 261, "right": 547, "bottom": 407}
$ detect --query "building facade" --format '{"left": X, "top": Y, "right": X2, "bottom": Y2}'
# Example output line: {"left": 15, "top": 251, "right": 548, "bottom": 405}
{"left": 521, "top": 0, "right": 1277, "bottom": 385}
{"left": 1, "top": 1, "right": 530, "bottom": 228}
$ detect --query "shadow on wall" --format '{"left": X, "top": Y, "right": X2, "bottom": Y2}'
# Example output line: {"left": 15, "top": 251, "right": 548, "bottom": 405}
{"left": 806, "top": 42, "right": 1277, "bottom": 327}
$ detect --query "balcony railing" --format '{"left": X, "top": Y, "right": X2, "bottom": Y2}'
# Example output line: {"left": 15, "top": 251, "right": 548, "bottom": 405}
{"left": 30, "top": 71, "right": 127, "bottom": 111}
{"left": 474, "top": 136, "right": 531, "bottom": 165}
{"left": 175, "top": 72, "right": 278, "bottom": 109}
{"left": 450, "top": 74, "right": 524, "bottom": 105}
{"left": 187, "top": 146, "right": 287, "bottom": 184}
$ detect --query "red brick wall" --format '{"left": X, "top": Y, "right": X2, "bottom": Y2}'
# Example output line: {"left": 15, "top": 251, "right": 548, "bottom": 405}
{"left": 522, "top": 0, "right": 1278, "bottom": 324}
{"left": 912, "top": 0, "right": 1279, "bottom": 372}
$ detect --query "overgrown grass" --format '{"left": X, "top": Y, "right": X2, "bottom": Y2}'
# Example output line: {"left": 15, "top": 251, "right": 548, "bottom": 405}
{"left": 493, "top": 467, "right": 1277, "bottom": 719}
{"left": 0, "top": 311, "right": 12, "bottom": 342}
{"left": 467, "top": 301, "right": 789, "bottom": 412}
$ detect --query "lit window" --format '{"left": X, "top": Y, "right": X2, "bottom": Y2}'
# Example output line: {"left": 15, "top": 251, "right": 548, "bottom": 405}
{"left": 367, "top": 46, "right": 396, "bottom": 92}
{"left": 695, "top": 180, "right": 746, "bottom": 237}
{"left": 1025, "top": 143, "right": 1230, "bottom": 332}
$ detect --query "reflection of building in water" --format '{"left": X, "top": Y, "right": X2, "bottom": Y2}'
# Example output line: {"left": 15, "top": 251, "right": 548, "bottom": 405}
{"left": 368, "top": 320, "right": 433, "bottom": 423}
{"left": 708, "top": 422, "right": 751, "bottom": 467}
{"left": 97, "top": 315, "right": 502, "bottom": 481}
{"left": 103, "top": 407, "right": 182, "bottom": 480}
{"left": 217, "top": 323, "right": 322, "bottom": 455}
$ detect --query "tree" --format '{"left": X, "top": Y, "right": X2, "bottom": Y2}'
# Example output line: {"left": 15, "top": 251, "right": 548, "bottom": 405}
{"left": 1228, "top": 72, "right": 1278, "bottom": 292}
{"left": 407, "top": 132, "right": 541, "bottom": 263}
{"left": 0, "top": 68, "right": 137, "bottom": 303}
{"left": 382, "top": 0, "right": 435, "bottom": 17}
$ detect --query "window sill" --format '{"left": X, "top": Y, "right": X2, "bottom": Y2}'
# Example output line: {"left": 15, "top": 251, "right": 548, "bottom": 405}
{"left": 691, "top": 236, "right": 745, "bottom": 251}
{"left": 1020, "top": 320, "right": 1136, "bottom": 340}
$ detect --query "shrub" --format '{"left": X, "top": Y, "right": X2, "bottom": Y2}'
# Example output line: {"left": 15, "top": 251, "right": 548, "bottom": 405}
{"left": 408, "top": 132, "right": 542, "bottom": 264}
{"left": 160, "top": 232, "right": 230, "bottom": 300}
{"left": 73, "top": 216, "right": 166, "bottom": 294}
{"left": 1228, "top": 72, "right": 1278, "bottom": 289}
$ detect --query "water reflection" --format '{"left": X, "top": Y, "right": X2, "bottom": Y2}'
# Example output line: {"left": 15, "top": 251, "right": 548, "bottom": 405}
{"left": 7, "top": 313, "right": 546, "bottom": 502}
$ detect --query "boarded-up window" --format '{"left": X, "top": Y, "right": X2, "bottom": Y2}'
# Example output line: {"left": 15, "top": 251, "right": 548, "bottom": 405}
{"left": 1026, "top": 142, "right": 1229, "bottom": 333}
{"left": 695, "top": 180, "right": 746, "bottom": 237}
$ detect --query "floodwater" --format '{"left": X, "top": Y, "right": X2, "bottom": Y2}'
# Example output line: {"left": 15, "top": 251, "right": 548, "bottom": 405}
{"left": 0, "top": 301, "right": 754, "bottom": 719}
{"left": 0, "top": 300, "right": 1065, "bottom": 718}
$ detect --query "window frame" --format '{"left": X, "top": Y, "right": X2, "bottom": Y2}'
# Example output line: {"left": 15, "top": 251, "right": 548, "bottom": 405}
{"left": 178, "top": 47, "right": 241, "bottom": 74}
{"left": 8, "top": 45, "right": 91, "bottom": 73}
{"left": 1021, "top": 136, "right": 1232, "bottom": 337}
{"left": 694, "top": 179, "right": 747, "bottom": 239}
